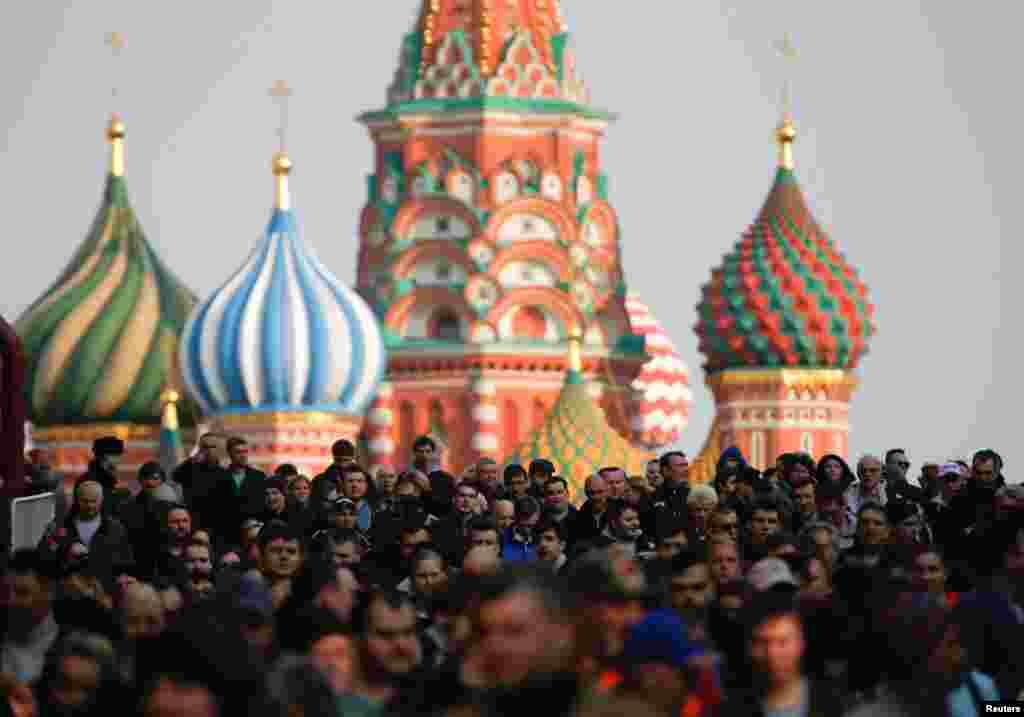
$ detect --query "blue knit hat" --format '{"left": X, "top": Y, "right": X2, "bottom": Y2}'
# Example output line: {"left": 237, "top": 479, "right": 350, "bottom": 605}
{"left": 622, "top": 609, "right": 703, "bottom": 669}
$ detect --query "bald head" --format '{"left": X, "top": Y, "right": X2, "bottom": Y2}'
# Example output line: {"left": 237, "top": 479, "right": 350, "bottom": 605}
{"left": 585, "top": 475, "right": 610, "bottom": 510}
{"left": 494, "top": 499, "right": 515, "bottom": 531}
{"left": 77, "top": 480, "right": 103, "bottom": 519}
{"left": 463, "top": 546, "right": 500, "bottom": 578}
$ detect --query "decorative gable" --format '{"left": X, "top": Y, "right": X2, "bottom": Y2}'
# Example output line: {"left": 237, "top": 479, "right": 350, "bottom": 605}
{"left": 486, "top": 32, "right": 560, "bottom": 99}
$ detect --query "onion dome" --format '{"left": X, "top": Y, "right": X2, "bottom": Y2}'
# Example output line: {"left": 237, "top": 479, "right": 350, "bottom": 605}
{"left": 16, "top": 116, "right": 197, "bottom": 426}
{"left": 695, "top": 117, "right": 876, "bottom": 371}
{"left": 507, "top": 328, "right": 653, "bottom": 503}
{"left": 625, "top": 293, "right": 693, "bottom": 449}
{"left": 180, "top": 151, "right": 386, "bottom": 418}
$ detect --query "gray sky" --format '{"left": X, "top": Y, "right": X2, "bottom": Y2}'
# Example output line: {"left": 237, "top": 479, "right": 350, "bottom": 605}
{"left": 2, "top": 1, "right": 1018, "bottom": 473}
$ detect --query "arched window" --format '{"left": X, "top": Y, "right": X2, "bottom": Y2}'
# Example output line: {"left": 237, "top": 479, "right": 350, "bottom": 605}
{"left": 512, "top": 306, "right": 548, "bottom": 341}
{"left": 429, "top": 308, "right": 462, "bottom": 341}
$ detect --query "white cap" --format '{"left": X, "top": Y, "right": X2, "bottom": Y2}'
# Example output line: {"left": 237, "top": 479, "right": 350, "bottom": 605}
{"left": 747, "top": 557, "right": 799, "bottom": 592}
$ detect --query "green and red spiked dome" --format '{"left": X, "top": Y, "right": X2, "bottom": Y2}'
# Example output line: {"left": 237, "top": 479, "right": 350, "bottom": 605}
{"left": 695, "top": 118, "right": 876, "bottom": 372}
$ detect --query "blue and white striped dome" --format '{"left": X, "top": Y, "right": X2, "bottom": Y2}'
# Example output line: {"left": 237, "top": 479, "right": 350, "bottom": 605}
{"left": 180, "top": 156, "right": 385, "bottom": 417}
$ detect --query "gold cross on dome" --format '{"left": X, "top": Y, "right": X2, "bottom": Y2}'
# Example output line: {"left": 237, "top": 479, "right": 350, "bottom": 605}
{"left": 107, "top": 31, "right": 124, "bottom": 53}
{"left": 775, "top": 32, "right": 800, "bottom": 118}
{"left": 106, "top": 32, "right": 125, "bottom": 103}
{"left": 269, "top": 80, "right": 292, "bottom": 151}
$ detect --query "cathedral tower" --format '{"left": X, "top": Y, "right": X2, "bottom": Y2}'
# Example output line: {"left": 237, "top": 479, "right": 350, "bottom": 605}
{"left": 355, "top": 1, "right": 678, "bottom": 474}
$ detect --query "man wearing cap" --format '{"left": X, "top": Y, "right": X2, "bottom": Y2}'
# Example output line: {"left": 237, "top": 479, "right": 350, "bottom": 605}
{"left": 83, "top": 436, "right": 131, "bottom": 517}
{"left": 616, "top": 609, "right": 718, "bottom": 717}
{"left": 746, "top": 557, "right": 800, "bottom": 594}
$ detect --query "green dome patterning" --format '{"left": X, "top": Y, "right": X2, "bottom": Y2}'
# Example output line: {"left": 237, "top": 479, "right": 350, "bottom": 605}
{"left": 17, "top": 119, "right": 197, "bottom": 426}
{"left": 695, "top": 138, "right": 876, "bottom": 373}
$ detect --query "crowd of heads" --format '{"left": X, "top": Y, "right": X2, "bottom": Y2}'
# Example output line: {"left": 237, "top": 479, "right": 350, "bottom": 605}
{"left": 4, "top": 435, "right": 1023, "bottom": 716}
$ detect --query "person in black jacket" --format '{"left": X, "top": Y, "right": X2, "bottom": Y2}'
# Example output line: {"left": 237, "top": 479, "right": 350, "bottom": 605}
{"left": 173, "top": 432, "right": 229, "bottom": 509}
{"left": 650, "top": 451, "right": 691, "bottom": 533}
{"left": 569, "top": 474, "right": 611, "bottom": 547}
{"left": 720, "top": 591, "right": 846, "bottom": 717}
{"left": 80, "top": 437, "right": 131, "bottom": 518}
{"left": 39, "top": 479, "right": 133, "bottom": 581}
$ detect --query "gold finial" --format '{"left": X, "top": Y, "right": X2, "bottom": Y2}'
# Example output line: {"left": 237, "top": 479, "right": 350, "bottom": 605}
{"left": 160, "top": 387, "right": 180, "bottom": 431}
{"left": 775, "top": 32, "right": 799, "bottom": 170}
{"left": 269, "top": 81, "right": 294, "bottom": 210}
{"left": 567, "top": 325, "right": 584, "bottom": 373}
{"left": 107, "top": 114, "right": 126, "bottom": 177}
{"left": 776, "top": 116, "right": 796, "bottom": 170}
{"left": 105, "top": 32, "right": 127, "bottom": 177}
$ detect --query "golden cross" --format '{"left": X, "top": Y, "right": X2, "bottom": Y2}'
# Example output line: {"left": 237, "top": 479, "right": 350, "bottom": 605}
{"left": 269, "top": 80, "right": 292, "bottom": 151}
{"left": 775, "top": 32, "right": 799, "bottom": 118}
{"left": 107, "top": 32, "right": 124, "bottom": 103}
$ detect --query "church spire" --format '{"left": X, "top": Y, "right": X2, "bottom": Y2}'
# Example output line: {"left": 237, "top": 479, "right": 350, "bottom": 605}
{"left": 775, "top": 32, "right": 799, "bottom": 170}
{"left": 270, "top": 80, "right": 293, "bottom": 211}
{"left": 106, "top": 32, "right": 126, "bottom": 177}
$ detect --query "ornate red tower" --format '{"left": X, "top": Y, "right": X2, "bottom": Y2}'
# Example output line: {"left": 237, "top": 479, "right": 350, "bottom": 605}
{"left": 692, "top": 113, "right": 876, "bottom": 474}
{"left": 356, "top": 1, "right": 655, "bottom": 475}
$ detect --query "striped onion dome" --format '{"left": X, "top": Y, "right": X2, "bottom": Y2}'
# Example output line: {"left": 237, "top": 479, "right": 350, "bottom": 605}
{"left": 695, "top": 117, "right": 876, "bottom": 372}
{"left": 16, "top": 117, "right": 197, "bottom": 426}
{"left": 180, "top": 151, "right": 385, "bottom": 417}
{"left": 625, "top": 293, "right": 693, "bottom": 450}
{"left": 507, "top": 330, "right": 653, "bottom": 504}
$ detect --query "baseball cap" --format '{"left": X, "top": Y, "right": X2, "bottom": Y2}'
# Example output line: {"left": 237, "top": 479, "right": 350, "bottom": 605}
{"left": 747, "top": 557, "right": 799, "bottom": 592}
{"left": 333, "top": 498, "right": 357, "bottom": 513}
{"left": 621, "top": 609, "right": 703, "bottom": 669}
{"left": 235, "top": 573, "right": 274, "bottom": 623}
{"left": 938, "top": 462, "right": 964, "bottom": 479}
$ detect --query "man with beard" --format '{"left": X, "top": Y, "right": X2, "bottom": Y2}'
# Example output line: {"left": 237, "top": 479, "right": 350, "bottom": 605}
{"left": 183, "top": 540, "right": 215, "bottom": 604}
{"left": 340, "top": 591, "right": 423, "bottom": 715}
{"left": 0, "top": 550, "right": 61, "bottom": 684}
{"left": 149, "top": 505, "right": 194, "bottom": 581}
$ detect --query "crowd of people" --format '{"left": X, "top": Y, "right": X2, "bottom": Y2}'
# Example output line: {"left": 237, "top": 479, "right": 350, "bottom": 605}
{"left": 2, "top": 433, "right": 1022, "bottom": 716}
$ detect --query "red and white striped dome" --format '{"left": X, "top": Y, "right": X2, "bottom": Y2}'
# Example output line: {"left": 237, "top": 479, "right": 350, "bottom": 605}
{"left": 626, "top": 293, "right": 693, "bottom": 450}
